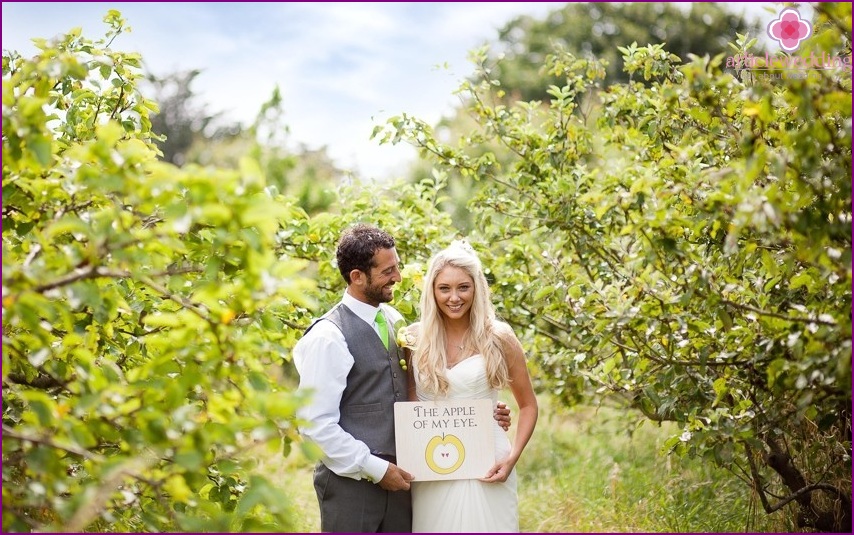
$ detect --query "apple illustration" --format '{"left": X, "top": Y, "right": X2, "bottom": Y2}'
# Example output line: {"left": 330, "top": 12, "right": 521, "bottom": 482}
{"left": 425, "top": 433, "right": 465, "bottom": 474}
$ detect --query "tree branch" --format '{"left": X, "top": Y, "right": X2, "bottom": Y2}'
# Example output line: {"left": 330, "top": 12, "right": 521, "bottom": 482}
{"left": 32, "top": 265, "right": 202, "bottom": 294}
{"left": 2, "top": 425, "right": 104, "bottom": 461}
{"left": 722, "top": 299, "right": 836, "bottom": 326}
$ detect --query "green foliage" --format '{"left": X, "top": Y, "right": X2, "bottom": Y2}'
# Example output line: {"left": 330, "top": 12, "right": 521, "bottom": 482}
{"left": 2, "top": 13, "right": 316, "bottom": 532}
{"left": 3, "top": 14, "right": 464, "bottom": 531}
{"left": 378, "top": 3, "right": 852, "bottom": 531}
{"left": 403, "top": 3, "right": 760, "bottom": 232}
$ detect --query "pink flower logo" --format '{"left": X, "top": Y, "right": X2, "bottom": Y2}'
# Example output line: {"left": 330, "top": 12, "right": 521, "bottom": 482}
{"left": 767, "top": 8, "right": 812, "bottom": 52}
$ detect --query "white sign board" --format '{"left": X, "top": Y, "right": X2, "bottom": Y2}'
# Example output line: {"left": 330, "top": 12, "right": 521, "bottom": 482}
{"left": 393, "top": 399, "right": 495, "bottom": 481}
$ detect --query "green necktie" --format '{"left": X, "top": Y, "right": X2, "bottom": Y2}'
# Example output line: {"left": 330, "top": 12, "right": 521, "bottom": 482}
{"left": 375, "top": 310, "right": 389, "bottom": 350}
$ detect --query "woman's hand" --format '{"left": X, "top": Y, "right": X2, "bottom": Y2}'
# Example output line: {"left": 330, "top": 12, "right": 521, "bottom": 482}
{"left": 479, "top": 457, "right": 516, "bottom": 483}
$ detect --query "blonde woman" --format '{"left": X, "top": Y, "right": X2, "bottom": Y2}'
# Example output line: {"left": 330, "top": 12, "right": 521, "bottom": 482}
{"left": 405, "top": 241, "right": 538, "bottom": 532}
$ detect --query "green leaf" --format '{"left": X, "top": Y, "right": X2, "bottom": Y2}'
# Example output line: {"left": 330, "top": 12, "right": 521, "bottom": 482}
{"left": 718, "top": 308, "right": 733, "bottom": 331}
{"left": 30, "top": 136, "right": 52, "bottom": 167}
{"left": 68, "top": 420, "right": 98, "bottom": 448}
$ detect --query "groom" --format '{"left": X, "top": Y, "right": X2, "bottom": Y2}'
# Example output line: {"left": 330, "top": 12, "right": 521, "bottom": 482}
{"left": 294, "top": 224, "right": 413, "bottom": 532}
{"left": 294, "top": 224, "right": 509, "bottom": 532}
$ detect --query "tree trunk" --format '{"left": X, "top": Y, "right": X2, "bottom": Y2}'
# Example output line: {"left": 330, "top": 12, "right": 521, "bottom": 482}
{"left": 765, "top": 437, "right": 852, "bottom": 532}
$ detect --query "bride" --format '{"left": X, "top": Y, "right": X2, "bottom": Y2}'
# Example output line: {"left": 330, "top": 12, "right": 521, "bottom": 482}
{"left": 403, "top": 241, "right": 538, "bottom": 532}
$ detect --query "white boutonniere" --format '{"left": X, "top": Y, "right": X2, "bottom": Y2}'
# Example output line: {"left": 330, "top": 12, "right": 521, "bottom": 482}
{"left": 394, "top": 321, "right": 417, "bottom": 371}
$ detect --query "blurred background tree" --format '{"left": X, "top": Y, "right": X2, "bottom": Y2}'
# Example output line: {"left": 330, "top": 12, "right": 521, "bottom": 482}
{"left": 146, "top": 69, "right": 241, "bottom": 166}
{"left": 147, "top": 71, "right": 339, "bottom": 214}
{"left": 401, "top": 2, "right": 762, "bottom": 231}
{"left": 490, "top": 2, "right": 761, "bottom": 99}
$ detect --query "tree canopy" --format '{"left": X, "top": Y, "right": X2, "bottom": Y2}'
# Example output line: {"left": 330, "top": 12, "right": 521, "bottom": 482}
{"left": 376, "top": 3, "right": 852, "bottom": 531}
{"left": 4, "top": 4, "right": 852, "bottom": 532}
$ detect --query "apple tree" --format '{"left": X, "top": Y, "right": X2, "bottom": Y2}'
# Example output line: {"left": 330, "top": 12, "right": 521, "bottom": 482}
{"left": 376, "top": 3, "right": 851, "bottom": 531}
{"left": 2, "top": 12, "right": 323, "bottom": 532}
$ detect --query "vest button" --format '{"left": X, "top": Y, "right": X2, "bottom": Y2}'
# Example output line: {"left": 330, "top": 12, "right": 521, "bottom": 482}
{"left": 395, "top": 392, "right": 400, "bottom": 398}
{"left": 393, "top": 373, "right": 398, "bottom": 378}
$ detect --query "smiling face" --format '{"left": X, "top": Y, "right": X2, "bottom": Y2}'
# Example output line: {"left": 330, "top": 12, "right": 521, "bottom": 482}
{"left": 433, "top": 266, "right": 474, "bottom": 321}
{"left": 355, "top": 247, "right": 401, "bottom": 306}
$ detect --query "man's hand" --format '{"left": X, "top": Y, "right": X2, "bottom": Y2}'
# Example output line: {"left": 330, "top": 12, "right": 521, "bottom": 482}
{"left": 377, "top": 463, "right": 414, "bottom": 491}
{"left": 494, "top": 401, "right": 512, "bottom": 432}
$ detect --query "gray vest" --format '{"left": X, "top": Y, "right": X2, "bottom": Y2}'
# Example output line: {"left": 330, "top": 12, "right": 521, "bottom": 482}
{"left": 306, "top": 303, "right": 407, "bottom": 457}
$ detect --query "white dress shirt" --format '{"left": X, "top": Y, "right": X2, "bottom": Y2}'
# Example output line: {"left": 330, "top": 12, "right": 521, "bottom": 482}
{"left": 293, "top": 290, "right": 404, "bottom": 483}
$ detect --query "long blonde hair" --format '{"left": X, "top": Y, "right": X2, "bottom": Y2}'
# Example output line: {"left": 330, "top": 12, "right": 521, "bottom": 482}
{"left": 414, "top": 241, "right": 510, "bottom": 396}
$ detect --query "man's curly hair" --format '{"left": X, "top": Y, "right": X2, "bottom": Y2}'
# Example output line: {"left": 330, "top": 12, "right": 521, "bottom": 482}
{"left": 336, "top": 224, "right": 396, "bottom": 284}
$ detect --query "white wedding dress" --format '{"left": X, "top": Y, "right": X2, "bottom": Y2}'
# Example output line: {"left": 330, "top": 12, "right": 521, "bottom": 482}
{"left": 412, "top": 355, "right": 519, "bottom": 533}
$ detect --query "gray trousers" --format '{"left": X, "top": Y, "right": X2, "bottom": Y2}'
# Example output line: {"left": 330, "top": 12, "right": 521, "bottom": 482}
{"left": 313, "top": 462, "right": 412, "bottom": 533}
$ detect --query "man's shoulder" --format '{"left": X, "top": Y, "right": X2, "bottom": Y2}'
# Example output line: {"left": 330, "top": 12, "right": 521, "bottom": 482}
{"left": 302, "top": 304, "right": 346, "bottom": 337}
{"left": 306, "top": 315, "right": 343, "bottom": 332}
{"left": 294, "top": 316, "right": 346, "bottom": 359}
{"left": 379, "top": 303, "right": 404, "bottom": 322}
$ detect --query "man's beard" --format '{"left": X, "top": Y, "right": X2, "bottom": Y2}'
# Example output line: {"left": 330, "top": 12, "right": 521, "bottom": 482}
{"left": 364, "top": 275, "right": 392, "bottom": 304}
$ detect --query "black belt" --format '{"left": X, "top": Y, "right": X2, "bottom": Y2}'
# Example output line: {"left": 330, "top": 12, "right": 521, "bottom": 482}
{"left": 374, "top": 453, "right": 397, "bottom": 464}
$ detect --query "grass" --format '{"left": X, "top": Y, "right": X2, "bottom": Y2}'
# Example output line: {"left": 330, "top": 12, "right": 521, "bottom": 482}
{"left": 273, "top": 395, "right": 792, "bottom": 532}
{"left": 255, "top": 444, "right": 319, "bottom": 532}
{"left": 515, "top": 399, "right": 791, "bottom": 533}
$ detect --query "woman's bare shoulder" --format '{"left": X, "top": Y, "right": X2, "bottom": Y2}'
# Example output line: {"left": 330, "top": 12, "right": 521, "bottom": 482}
{"left": 493, "top": 320, "right": 523, "bottom": 349}
{"left": 492, "top": 320, "right": 516, "bottom": 337}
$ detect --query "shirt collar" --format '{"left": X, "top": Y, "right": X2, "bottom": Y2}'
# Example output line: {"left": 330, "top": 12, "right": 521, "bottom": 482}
{"left": 342, "top": 290, "right": 382, "bottom": 325}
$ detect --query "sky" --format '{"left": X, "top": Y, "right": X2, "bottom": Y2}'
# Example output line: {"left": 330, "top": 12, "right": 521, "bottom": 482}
{"left": 2, "top": 2, "right": 776, "bottom": 180}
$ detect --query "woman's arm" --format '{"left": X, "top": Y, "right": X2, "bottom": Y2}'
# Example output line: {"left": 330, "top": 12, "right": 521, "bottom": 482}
{"left": 480, "top": 323, "right": 538, "bottom": 483}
